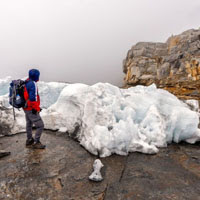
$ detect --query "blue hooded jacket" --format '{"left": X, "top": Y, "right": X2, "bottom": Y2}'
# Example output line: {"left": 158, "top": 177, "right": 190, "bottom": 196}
{"left": 29, "top": 69, "right": 40, "bottom": 82}
{"left": 24, "top": 69, "right": 41, "bottom": 111}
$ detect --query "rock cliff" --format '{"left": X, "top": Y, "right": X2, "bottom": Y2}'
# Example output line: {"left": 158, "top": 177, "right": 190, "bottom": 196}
{"left": 123, "top": 28, "right": 200, "bottom": 99}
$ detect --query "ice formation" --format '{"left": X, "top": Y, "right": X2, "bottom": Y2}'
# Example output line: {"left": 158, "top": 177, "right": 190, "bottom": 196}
{"left": 89, "top": 159, "right": 104, "bottom": 182}
{"left": 184, "top": 99, "right": 200, "bottom": 113}
{"left": 0, "top": 76, "right": 12, "bottom": 96}
{"left": 0, "top": 77, "right": 68, "bottom": 108}
{"left": 0, "top": 77, "right": 200, "bottom": 157}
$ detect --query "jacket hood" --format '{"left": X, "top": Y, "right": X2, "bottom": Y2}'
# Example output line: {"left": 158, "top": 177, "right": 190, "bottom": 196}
{"left": 29, "top": 69, "right": 40, "bottom": 82}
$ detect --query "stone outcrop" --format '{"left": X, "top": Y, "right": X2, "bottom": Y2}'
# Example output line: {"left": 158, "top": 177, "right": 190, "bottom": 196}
{"left": 123, "top": 28, "right": 200, "bottom": 99}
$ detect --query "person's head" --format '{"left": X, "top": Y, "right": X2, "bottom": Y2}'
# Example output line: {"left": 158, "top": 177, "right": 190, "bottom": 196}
{"left": 29, "top": 69, "right": 40, "bottom": 82}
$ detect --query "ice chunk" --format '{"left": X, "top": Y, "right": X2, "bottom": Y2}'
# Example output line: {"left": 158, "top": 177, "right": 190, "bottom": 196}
{"left": 0, "top": 76, "right": 12, "bottom": 96}
{"left": 186, "top": 129, "right": 200, "bottom": 144}
{"left": 38, "top": 81, "right": 68, "bottom": 108}
{"left": 1, "top": 78, "right": 200, "bottom": 157}
{"left": 139, "top": 105, "right": 166, "bottom": 147}
{"left": 89, "top": 159, "right": 104, "bottom": 182}
{"left": 0, "top": 77, "right": 68, "bottom": 109}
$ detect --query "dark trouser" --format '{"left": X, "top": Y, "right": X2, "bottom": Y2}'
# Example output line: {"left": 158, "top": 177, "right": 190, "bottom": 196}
{"left": 24, "top": 110, "right": 44, "bottom": 142}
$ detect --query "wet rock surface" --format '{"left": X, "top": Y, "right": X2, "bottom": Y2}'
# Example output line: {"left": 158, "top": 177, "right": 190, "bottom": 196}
{"left": 0, "top": 131, "right": 200, "bottom": 200}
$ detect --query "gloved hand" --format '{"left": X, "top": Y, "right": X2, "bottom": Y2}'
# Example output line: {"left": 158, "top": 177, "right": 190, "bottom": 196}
{"left": 32, "top": 109, "right": 37, "bottom": 115}
{"left": 40, "top": 108, "right": 42, "bottom": 112}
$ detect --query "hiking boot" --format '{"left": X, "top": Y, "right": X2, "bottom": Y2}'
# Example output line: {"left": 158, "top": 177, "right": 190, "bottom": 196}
{"left": 26, "top": 138, "right": 34, "bottom": 147}
{"left": 32, "top": 141, "right": 46, "bottom": 149}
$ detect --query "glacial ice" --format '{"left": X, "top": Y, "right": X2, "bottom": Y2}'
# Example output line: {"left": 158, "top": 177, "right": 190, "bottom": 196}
{"left": 0, "top": 76, "right": 12, "bottom": 96}
{"left": 0, "top": 77, "right": 200, "bottom": 157}
{"left": 89, "top": 159, "right": 104, "bottom": 182}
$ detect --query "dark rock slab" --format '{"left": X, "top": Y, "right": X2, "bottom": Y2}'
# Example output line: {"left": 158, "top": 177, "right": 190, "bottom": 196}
{"left": 0, "top": 132, "right": 200, "bottom": 200}
{"left": 105, "top": 144, "right": 200, "bottom": 200}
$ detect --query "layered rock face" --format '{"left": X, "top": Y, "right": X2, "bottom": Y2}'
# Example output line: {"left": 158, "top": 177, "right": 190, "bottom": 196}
{"left": 123, "top": 28, "right": 200, "bottom": 99}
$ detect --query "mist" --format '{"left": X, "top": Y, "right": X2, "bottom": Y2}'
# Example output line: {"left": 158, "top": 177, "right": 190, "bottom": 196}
{"left": 0, "top": 0, "right": 199, "bottom": 86}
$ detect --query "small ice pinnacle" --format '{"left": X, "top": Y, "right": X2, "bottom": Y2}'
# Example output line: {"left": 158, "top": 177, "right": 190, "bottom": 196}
{"left": 89, "top": 159, "right": 104, "bottom": 182}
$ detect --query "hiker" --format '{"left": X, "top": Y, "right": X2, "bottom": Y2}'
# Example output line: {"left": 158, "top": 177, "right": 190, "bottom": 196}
{"left": 23, "top": 69, "right": 46, "bottom": 149}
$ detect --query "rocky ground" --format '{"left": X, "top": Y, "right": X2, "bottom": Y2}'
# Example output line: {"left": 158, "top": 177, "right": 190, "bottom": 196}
{"left": 0, "top": 131, "right": 200, "bottom": 200}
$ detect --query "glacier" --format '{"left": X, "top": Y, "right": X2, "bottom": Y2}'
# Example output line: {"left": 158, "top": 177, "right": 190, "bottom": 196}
{"left": 0, "top": 77, "right": 200, "bottom": 157}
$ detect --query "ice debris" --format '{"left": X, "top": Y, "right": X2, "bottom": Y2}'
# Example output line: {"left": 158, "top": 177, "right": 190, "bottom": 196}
{"left": 89, "top": 159, "right": 104, "bottom": 182}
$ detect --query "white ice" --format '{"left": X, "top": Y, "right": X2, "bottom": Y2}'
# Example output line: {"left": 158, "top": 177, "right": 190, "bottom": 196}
{"left": 37, "top": 81, "right": 68, "bottom": 108}
{"left": 89, "top": 159, "right": 104, "bottom": 182}
{"left": 0, "top": 76, "right": 12, "bottom": 96}
{"left": 0, "top": 77, "right": 200, "bottom": 157}
{"left": 0, "top": 77, "right": 68, "bottom": 108}
{"left": 184, "top": 99, "right": 200, "bottom": 113}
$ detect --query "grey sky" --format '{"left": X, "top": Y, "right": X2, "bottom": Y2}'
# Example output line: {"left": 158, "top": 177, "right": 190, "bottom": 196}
{"left": 0, "top": 0, "right": 199, "bottom": 86}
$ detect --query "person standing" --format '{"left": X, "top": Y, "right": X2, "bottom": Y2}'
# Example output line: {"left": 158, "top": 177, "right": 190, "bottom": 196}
{"left": 23, "top": 69, "right": 46, "bottom": 149}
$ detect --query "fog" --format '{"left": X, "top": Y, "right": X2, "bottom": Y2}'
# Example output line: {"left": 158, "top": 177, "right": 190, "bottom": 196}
{"left": 0, "top": 0, "right": 199, "bottom": 86}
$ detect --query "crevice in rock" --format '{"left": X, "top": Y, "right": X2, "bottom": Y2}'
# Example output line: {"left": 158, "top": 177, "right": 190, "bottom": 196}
{"left": 1, "top": 131, "right": 25, "bottom": 137}
{"left": 119, "top": 155, "right": 129, "bottom": 182}
{"left": 102, "top": 184, "right": 108, "bottom": 200}
{"left": 0, "top": 151, "right": 11, "bottom": 158}
{"left": 44, "top": 128, "right": 59, "bottom": 132}
{"left": 68, "top": 123, "right": 80, "bottom": 141}
{"left": 58, "top": 178, "right": 64, "bottom": 188}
